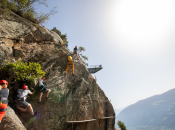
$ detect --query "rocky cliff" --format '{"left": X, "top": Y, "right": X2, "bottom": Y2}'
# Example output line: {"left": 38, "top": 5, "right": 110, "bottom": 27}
{"left": 0, "top": 10, "right": 115, "bottom": 130}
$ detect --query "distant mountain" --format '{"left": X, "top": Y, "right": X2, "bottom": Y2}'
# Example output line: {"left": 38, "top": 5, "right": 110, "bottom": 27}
{"left": 115, "top": 107, "right": 125, "bottom": 116}
{"left": 116, "top": 88, "right": 175, "bottom": 130}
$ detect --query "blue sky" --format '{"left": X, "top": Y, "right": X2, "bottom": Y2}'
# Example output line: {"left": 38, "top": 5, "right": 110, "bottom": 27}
{"left": 36, "top": 0, "right": 175, "bottom": 109}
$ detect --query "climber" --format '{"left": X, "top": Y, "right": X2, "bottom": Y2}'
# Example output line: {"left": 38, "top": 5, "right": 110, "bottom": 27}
{"left": 73, "top": 46, "right": 78, "bottom": 58}
{"left": 64, "top": 56, "right": 74, "bottom": 76}
{"left": 0, "top": 80, "right": 9, "bottom": 123}
{"left": 64, "top": 43, "right": 68, "bottom": 48}
{"left": 13, "top": 85, "right": 37, "bottom": 117}
{"left": 38, "top": 77, "right": 51, "bottom": 104}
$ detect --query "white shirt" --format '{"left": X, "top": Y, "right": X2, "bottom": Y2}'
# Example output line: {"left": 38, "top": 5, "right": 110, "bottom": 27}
{"left": 21, "top": 89, "right": 31, "bottom": 101}
{"left": 39, "top": 79, "right": 44, "bottom": 86}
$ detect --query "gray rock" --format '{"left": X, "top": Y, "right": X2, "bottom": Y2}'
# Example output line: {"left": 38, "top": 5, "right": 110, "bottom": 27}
{"left": 0, "top": 11, "right": 63, "bottom": 44}
{"left": 13, "top": 49, "right": 25, "bottom": 58}
{"left": 50, "top": 30, "right": 64, "bottom": 44}
{"left": 0, "top": 107, "right": 27, "bottom": 130}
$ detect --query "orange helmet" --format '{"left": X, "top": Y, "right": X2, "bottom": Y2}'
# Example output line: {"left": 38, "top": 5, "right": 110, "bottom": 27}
{"left": 0, "top": 80, "right": 8, "bottom": 85}
{"left": 22, "top": 85, "right": 28, "bottom": 90}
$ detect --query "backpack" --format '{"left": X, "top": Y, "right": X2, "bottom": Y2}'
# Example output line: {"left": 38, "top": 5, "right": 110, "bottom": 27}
{"left": 12, "top": 89, "right": 24, "bottom": 101}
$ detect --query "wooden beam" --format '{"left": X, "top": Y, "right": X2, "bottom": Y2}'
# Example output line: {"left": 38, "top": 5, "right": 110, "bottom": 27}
{"left": 66, "top": 117, "right": 115, "bottom": 123}
{"left": 66, "top": 119, "right": 96, "bottom": 123}
{"left": 99, "top": 116, "right": 115, "bottom": 119}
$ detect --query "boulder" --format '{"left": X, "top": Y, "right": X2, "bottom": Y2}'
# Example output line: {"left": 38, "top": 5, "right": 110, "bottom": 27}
{"left": 0, "top": 107, "right": 27, "bottom": 130}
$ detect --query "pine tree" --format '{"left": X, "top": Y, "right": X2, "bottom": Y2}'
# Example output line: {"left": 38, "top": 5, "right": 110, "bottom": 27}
{"left": 78, "top": 46, "right": 88, "bottom": 66}
{"left": 117, "top": 120, "right": 127, "bottom": 130}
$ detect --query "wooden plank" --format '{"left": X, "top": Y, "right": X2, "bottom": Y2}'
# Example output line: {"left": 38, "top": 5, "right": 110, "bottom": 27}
{"left": 66, "top": 99, "right": 109, "bottom": 102}
{"left": 66, "top": 117, "right": 115, "bottom": 123}
{"left": 66, "top": 119, "right": 96, "bottom": 123}
{"left": 99, "top": 116, "right": 115, "bottom": 119}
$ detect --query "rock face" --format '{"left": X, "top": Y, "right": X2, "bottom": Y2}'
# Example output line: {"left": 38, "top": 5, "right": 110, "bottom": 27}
{"left": 0, "top": 107, "right": 27, "bottom": 130}
{"left": 0, "top": 10, "right": 115, "bottom": 130}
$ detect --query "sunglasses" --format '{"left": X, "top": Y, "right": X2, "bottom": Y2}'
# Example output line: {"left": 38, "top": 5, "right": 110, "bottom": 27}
{"left": 2, "top": 83, "right": 8, "bottom": 85}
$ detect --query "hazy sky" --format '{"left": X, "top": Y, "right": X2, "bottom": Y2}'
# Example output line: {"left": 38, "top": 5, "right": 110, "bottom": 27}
{"left": 36, "top": 0, "right": 175, "bottom": 109}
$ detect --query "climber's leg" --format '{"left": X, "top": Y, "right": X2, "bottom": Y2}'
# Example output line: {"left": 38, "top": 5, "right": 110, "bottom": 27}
{"left": 39, "top": 92, "right": 43, "bottom": 102}
{"left": 65, "top": 65, "right": 70, "bottom": 73}
{"left": 27, "top": 103, "right": 34, "bottom": 116}
{"left": 45, "top": 89, "right": 51, "bottom": 98}
{"left": 71, "top": 64, "right": 74, "bottom": 74}
{"left": 15, "top": 100, "right": 28, "bottom": 112}
{"left": 17, "top": 106, "right": 27, "bottom": 112}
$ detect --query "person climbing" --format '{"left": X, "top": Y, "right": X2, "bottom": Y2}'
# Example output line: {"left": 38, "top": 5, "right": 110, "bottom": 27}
{"left": 13, "top": 85, "right": 37, "bottom": 117}
{"left": 0, "top": 80, "right": 9, "bottom": 123}
{"left": 73, "top": 46, "right": 78, "bottom": 58}
{"left": 38, "top": 77, "right": 51, "bottom": 104}
{"left": 64, "top": 56, "right": 75, "bottom": 76}
{"left": 64, "top": 43, "right": 68, "bottom": 48}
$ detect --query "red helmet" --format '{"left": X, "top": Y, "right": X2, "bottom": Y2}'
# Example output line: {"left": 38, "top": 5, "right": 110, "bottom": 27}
{"left": 22, "top": 85, "right": 28, "bottom": 90}
{"left": 0, "top": 80, "right": 8, "bottom": 85}
{"left": 42, "top": 77, "right": 46, "bottom": 80}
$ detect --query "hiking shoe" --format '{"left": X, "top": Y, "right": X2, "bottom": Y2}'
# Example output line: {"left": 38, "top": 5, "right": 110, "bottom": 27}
{"left": 38, "top": 101, "right": 44, "bottom": 104}
{"left": 72, "top": 74, "right": 75, "bottom": 76}
{"left": 45, "top": 97, "right": 51, "bottom": 100}
{"left": 33, "top": 111, "right": 38, "bottom": 117}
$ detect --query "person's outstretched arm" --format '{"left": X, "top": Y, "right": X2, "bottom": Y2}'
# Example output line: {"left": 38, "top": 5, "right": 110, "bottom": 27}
{"left": 29, "top": 90, "right": 35, "bottom": 95}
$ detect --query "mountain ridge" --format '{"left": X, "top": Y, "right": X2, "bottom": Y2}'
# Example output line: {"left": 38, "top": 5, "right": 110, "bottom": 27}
{"left": 116, "top": 88, "right": 175, "bottom": 130}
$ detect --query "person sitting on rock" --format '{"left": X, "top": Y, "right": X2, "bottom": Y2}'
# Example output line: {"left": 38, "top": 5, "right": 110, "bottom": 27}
{"left": 73, "top": 46, "right": 78, "bottom": 58}
{"left": 64, "top": 56, "right": 75, "bottom": 76}
{"left": 13, "top": 85, "right": 37, "bottom": 117}
{"left": 38, "top": 77, "right": 51, "bottom": 104}
{"left": 0, "top": 80, "right": 9, "bottom": 123}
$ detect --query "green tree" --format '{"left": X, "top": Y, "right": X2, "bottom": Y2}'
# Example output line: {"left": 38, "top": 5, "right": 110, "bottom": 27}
{"left": 117, "top": 120, "right": 127, "bottom": 130}
{"left": 51, "top": 27, "right": 68, "bottom": 44}
{"left": 78, "top": 46, "right": 88, "bottom": 66}
{"left": 0, "top": 0, "right": 57, "bottom": 24}
{"left": 34, "top": 6, "right": 57, "bottom": 25}
{"left": 0, "top": 60, "right": 45, "bottom": 85}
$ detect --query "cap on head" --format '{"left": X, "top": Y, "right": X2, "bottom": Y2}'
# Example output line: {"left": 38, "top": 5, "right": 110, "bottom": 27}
{"left": 42, "top": 77, "right": 46, "bottom": 80}
{"left": 22, "top": 85, "right": 28, "bottom": 90}
{"left": 0, "top": 80, "right": 8, "bottom": 85}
